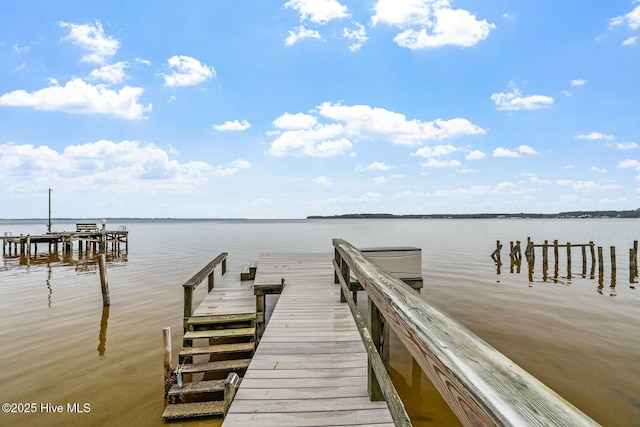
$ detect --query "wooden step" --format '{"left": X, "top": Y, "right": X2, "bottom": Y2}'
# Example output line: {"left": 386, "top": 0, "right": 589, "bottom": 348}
{"left": 167, "top": 379, "right": 225, "bottom": 398}
{"left": 184, "top": 327, "right": 255, "bottom": 341}
{"left": 179, "top": 342, "right": 254, "bottom": 358}
{"left": 187, "top": 313, "right": 256, "bottom": 326}
{"left": 179, "top": 358, "right": 251, "bottom": 374}
{"left": 162, "top": 401, "right": 224, "bottom": 421}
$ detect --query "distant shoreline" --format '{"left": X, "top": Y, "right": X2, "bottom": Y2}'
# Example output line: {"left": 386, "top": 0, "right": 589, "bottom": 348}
{"left": 307, "top": 209, "right": 640, "bottom": 219}
{"left": 1, "top": 209, "right": 638, "bottom": 221}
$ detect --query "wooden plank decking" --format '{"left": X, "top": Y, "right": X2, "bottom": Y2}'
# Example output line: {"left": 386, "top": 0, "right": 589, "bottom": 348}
{"left": 223, "top": 253, "right": 394, "bottom": 427}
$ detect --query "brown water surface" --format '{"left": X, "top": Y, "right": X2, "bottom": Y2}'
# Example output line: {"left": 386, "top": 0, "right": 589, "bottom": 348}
{"left": 0, "top": 218, "right": 638, "bottom": 426}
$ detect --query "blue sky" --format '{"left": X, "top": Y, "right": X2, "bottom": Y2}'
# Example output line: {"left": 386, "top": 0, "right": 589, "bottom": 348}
{"left": 1, "top": 1, "right": 638, "bottom": 218}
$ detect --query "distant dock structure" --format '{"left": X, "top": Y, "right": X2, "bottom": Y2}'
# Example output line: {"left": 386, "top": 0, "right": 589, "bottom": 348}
{"left": 2, "top": 221, "right": 128, "bottom": 263}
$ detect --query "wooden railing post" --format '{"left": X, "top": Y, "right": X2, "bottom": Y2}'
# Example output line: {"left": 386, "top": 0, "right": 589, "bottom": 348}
{"left": 222, "top": 258, "right": 227, "bottom": 275}
{"left": 368, "top": 296, "right": 389, "bottom": 401}
{"left": 340, "top": 257, "right": 349, "bottom": 303}
{"left": 184, "top": 285, "right": 193, "bottom": 338}
{"left": 334, "top": 248, "right": 340, "bottom": 284}
{"left": 208, "top": 271, "right": 214, "bottom": 292}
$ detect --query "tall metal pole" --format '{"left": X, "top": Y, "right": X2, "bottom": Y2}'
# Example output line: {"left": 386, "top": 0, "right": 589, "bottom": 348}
{"left": 48, "top": 188, "right": 52, "bottom": 233}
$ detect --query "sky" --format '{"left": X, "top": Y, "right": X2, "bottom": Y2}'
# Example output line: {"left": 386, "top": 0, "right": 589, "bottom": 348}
{"left": 0, "top": 1, "right": 638, "bottom": 219}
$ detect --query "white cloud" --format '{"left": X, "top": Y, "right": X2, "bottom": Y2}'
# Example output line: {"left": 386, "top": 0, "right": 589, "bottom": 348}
{"left": 616, "top": 141, "right": 638, "bottom": 150}
{"left": 493, "top": 147, "right": 521, "bottom": 158}
{"left": 618, "top": 159, "right": 640, "bottom": 170}
{"left": 312, "top": 175, "right": 332, "bottom": 185}
{"left": 60, "top": 20, "right": 119, "bottom": 64}
{"left": 570, "top": 79, "right": 587, "bottom": 87}
{"left": 343, "top": 23, "right": 368, "bottom": 52}
{"left": 285, "top": 25, "right": 323, "bottom": 46}
{"left": 11, "top": 62, "right": 26, "bottom": 73}
{"left": 502, "top": 13, "right": 517, "bottom": 21}
{"left": 372, "top": 0, "right": 495, "bottom": 49}
{"left": 560, "top": 90, "right": 572, "bottom": 97}
{"left": 564, "top": 164, "right": 577, "bottom": 170}
{"left": 359, "top": 192, "right": 383, "bottom": 202}
{"left": 0, "top": 140, "right": 211, "bottom": 194}
{"left": 491, "top": 83, "right": 554, "bottom": 111}
{"left": 556, "top": 179, "right": 619, "bottom": 191}
{"left": 13, "top": 43, "right": 30, "bottom": 53}
{"left": 0, "top": 78, "right": 150, "bottom": 119}
{"left": 89, "top": 62, "right": 129, "bottom": 84}
{"left": 518, "top": 145, "right": 537, "bottom": 155}
{"left": 268, "top": 123, "right": 352, "bottom": 157}
{"left": 465, "top": 150, "right": 486, "bottom": 160}
{"left": 135, "top": 58, "right": 151, "bottom": 66}
{"left": 529, "top": 175, "right": 552, "bottom": 185}
{"left": 420, "top": 158, "right": 461, "bottom": 167}
{"left": 250, "top": 198, "right": 274, "bottom": 207}
{"left": 285, "top": 0, "right": 349, "bottom": 24}
{"left": 162, "top": 55, "right": 215, "bottom": 87}
{"left": 413, "top": 144, "right": 457, "bottom": 158}
{"left": 317, "top": 102, "right": 485, "bottom": 144}
{"left": 458, "top": 168, "right": 474, "bottom": 174}
{"left": 273, "top": 112, "right": 318, "bottom": 129}
{"left": 213, "top": 158, "right": 251, "bottom": 175}
{"left": 358, "top": 161, "right": 391, "bottom": 171}
{"left": 622, "top": 36, "right": 638, "bottom": 45}
{"left": 373, "top": 176, "right": 387, "bottom": 184}
{"left": 609, "top": 2, "right": 640, "bottom": 29}
{"left": 267, "top": 102, "right": 484, "bottom": 157}
{"left": 575, "top": 132, "right": 614, "bottom": 140}
{"left": 213, "top": 120, "right": 251, "bottom": 131}
{"left": 591, "top": 166, "right": 607, "bottom": 173}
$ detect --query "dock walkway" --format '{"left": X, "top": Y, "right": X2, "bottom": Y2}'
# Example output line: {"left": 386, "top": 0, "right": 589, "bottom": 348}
{"left": 223, "top": 253, "right": 394, "bottom": 427}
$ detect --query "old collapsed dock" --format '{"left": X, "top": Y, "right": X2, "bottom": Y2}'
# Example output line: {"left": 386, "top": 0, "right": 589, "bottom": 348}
{"left": 162, "top": 240, "right": 599, "bottom": 426}
{"left": 2, "top": 222, "right": 128, "bottom": 259}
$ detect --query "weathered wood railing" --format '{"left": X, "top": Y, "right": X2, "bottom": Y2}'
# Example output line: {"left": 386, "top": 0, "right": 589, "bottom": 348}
{"left": 182, "top": 252, "right": 227, "bottom": 332}
{"left": 333, "top": 238, "right": 598, "bottom": 427}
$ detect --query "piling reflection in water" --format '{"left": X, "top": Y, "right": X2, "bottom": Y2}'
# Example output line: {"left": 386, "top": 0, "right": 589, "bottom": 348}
{"left": 98, "top": 305, "right": 110, "bottom": 358}
{"left": 493, "top": 238, "right": 638, "bottom": 293}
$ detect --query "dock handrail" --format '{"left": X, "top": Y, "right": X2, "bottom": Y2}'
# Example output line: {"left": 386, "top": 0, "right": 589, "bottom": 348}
{"left": 333, "top": 238, "right": 598, "bottom": 427}
{"left": 182, "top": 252, "right": 227, "bottom": 329}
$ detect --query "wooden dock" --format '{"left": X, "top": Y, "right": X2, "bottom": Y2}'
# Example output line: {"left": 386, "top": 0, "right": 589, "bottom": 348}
{"left": 163, "top": 242, "right": 599, "bottom": 426}
{"left": 223, "top": 253, "right": 394, "bottom": 426}
{"left": 2, "top": 223, "right": 128, "bottom": 260}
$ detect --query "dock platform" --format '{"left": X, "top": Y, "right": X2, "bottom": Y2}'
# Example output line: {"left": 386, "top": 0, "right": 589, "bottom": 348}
{"left": 223, "top": 253, "right": 393, "bottom": 426}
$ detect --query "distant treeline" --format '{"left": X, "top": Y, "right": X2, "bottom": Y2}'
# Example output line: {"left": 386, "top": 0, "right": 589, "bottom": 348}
{"left": 308, "top": 209, "right": 640, "bottom": 219}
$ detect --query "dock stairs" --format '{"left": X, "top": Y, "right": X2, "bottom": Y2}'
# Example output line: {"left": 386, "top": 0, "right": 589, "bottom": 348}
{"left": 162, "top": 262, "right": 258, "bottom": 422}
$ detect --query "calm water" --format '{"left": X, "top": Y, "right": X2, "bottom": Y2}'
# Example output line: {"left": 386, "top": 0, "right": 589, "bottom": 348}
{"left": 0, "top": 218, "right": 638, "bottom": 426}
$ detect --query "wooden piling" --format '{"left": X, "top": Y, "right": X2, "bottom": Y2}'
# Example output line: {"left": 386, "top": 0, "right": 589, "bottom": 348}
{"left": 598, "top": 246, "right": 604, "bottom": 277}
{"left": 163, "top": 327, "right": 173, "bottom": 395}
{"left": 542, "top": 240, "right": 548, "bottom": 266}
{"left": 610, "top": 246, "right": 616, "bottom": 276}
{"left": 98, "top": 254, "right": 110, "bottom": 306}
{"left": 567, "top": 242, "right": 572, "bottom": 278}
{"left": 223, "top": 372, "right": 240, "bottom": 416}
